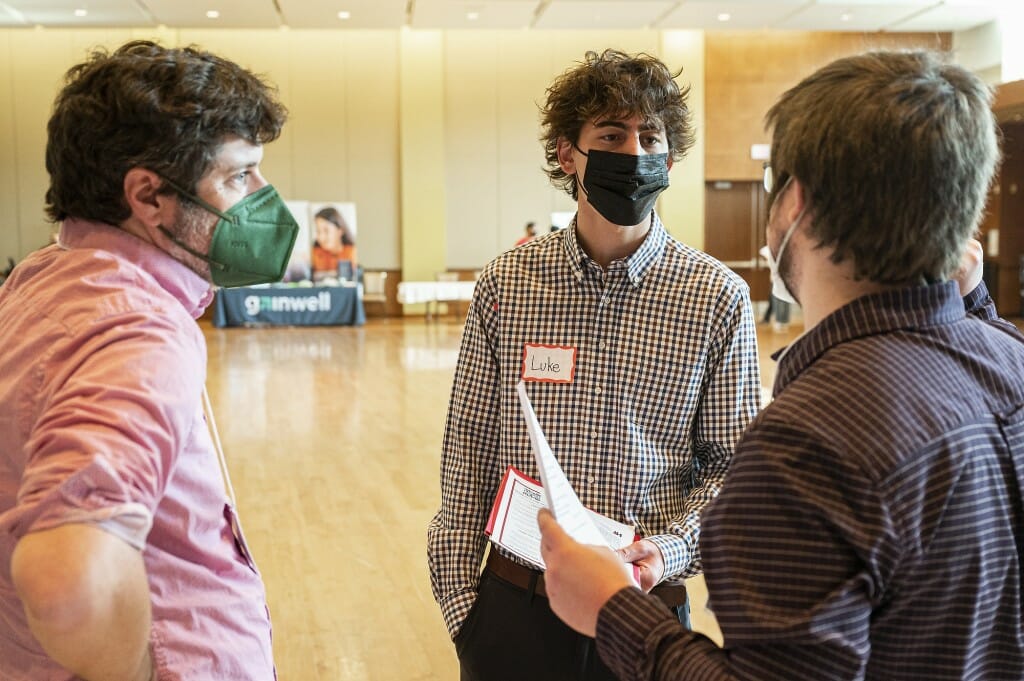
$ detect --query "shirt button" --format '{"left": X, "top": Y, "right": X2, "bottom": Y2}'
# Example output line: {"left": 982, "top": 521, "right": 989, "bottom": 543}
{"left": 591, "top": 429, "right": 599, "bottom": 439}
{"left": 588, "top": 475, "right": 597, "bottom": 485}
{"left": 601, "top": 297, "right": 610, "bottom": 305}
{"left": 594, "top": 386, "right": 602, "bottom": 395}
{"left": 598, "top": 340, "right": 607, "bottom": 350}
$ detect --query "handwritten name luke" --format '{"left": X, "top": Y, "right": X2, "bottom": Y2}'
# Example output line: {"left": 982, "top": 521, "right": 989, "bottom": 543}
{"left": 530, "top": 356, "right": 560, "bottom": 373}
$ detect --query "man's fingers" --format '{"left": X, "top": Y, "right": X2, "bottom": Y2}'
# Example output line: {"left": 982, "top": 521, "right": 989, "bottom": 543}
{"left": 617, "top": 541, "right": 646, "bottom": 563}
{"left": 538, "top": 508, "right": 566, "bottom": 553}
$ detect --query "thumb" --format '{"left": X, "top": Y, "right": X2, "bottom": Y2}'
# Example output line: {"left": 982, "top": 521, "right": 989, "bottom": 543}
{"left": 617, "top": 542, "right": 642, "bottom": 563}
{"left": 538, "top": 508, "right": 568, "bottom": 551}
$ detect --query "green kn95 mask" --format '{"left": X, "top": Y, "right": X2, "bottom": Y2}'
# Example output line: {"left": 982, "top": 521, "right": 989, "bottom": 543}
{"left": 160, "top": 180, "right": 300, "bottom": 288}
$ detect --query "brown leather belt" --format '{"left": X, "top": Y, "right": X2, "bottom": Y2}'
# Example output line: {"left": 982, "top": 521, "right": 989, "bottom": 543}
{"left": 485, "top": 550, "right": 688, "bottom": 608}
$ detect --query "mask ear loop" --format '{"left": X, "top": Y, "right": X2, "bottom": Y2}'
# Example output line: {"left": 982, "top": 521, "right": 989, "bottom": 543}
{"left": 201, "top": 386, "right": 237, "bottom": 508}
{"left": 155, "top": 174, "right": 234, "bottom": 274}
{"left": 570, "top": 143, "right": 591, "bottom": 200}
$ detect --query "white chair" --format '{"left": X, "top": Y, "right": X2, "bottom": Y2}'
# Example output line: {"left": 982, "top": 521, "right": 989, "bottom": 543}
{"left": 362, "top": 271, "right": 388, "bottom": 305}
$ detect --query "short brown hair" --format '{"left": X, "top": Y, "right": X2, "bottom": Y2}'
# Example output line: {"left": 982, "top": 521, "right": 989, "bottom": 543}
{"left": 765, "top": 50, "right": 999, "bottom": 285}
{"left": 45, "top": 40, "right": 287, "bottom": 225}
{"left": 540, "top": 49, "right": 694, "bottom": 199}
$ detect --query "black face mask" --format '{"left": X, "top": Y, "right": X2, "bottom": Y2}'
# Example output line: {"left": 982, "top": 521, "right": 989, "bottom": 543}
{"left": 575, "top": 147, "right": 670, "bottom": 226}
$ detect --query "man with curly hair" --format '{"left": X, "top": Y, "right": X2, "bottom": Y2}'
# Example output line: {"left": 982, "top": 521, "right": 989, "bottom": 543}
{"left": 0, "top": 41, "right": 296, "bottom": 680}
{"left": 428, "top": 49, "right": 761, "bottom": 680}
{"left": 539, "top": 49, "right": 1024, "bottom": 681}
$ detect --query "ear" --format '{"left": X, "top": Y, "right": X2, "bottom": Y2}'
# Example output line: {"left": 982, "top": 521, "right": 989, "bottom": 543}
{"left": 781, "top": 177, "right": 808, "bottom": 224}
{"left": 556, "top": 138, "right": 576, "bottom": 176}
{"left": 123, "top": 168, "right": 177, "bottom": 234}
{"left": 666, "top": 155, "right": 674, "bottom": 172}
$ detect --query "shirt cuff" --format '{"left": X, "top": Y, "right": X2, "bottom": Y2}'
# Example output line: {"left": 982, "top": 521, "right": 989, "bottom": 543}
{"left": 595, "top": 587, "right": 680, "bottom": 679}
{"left": 441, "top": 588, "right": 479, "bottom": 640}
{"left": 646, "top": 533, "right": 692, "bottom": 581}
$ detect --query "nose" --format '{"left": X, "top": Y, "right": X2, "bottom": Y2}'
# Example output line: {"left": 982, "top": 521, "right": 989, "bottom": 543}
{"left": 621, "top": 134, "right": 644, "bottom": 156}
{"left": 249, "top": 170, "right": 270, "bottom": 193}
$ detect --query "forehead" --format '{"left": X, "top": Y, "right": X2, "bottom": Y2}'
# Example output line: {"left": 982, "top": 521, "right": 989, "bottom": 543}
{"left": 208, "top": 136, "right": 263, "bottom": 171}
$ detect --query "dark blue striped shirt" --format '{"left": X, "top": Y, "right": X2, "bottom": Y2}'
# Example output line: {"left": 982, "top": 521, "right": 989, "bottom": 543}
{"left": 597, "top": 281, "right": 1024, "bottom": 680}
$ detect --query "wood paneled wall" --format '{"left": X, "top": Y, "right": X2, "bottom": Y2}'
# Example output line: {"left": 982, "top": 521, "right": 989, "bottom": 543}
{"left": 981, "top": 121, "right": 1024, "bottom": 315}
{"left": 704, "top": 31, "right": 952, "bottom": 181}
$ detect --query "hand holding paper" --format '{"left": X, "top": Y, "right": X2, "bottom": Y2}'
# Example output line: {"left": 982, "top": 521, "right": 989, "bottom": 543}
{"left": 516, "top": 381, "right": 608, "bottom": 546}
{"left": 538, "top": 508, "right": 634, "bottom": 638}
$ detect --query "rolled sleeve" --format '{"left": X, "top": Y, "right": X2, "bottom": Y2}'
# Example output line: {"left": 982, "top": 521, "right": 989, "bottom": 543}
{"left": 6, "top": 310, "right": 204, "bottom": 550}
{"left": 13, "top": 454, "right": 153, "bottom": 549}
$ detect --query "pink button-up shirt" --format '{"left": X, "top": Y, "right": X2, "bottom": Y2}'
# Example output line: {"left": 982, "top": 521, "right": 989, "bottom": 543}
{"left": 0, "top": 219, "right": 274, "bottom": 680}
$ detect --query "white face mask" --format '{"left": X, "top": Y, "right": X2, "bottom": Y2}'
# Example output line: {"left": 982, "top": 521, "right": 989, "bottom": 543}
{"left": 765, "top": 178, "right": 806, "bottom": 305}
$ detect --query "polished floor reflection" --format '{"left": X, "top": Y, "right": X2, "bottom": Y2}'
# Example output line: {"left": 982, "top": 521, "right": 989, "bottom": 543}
{"left": 202, "top": 314, "right": 1021, "bottom": 679}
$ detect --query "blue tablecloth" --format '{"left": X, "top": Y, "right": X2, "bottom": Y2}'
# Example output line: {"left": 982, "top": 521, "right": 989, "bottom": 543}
{"left": 213, "top": 285, "right": 365, "bottom": 327}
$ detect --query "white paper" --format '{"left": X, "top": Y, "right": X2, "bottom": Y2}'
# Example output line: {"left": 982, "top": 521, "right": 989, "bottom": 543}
{"left": 516, "top": 381, "right": 608, "bottom": 546}
{"left": 489, "top": 467, "right": 636, "bottom": 569}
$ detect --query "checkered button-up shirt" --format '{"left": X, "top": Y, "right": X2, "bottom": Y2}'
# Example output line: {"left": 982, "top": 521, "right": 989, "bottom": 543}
{"left": 427, "top": 213, "right": 761, "bottom": 638}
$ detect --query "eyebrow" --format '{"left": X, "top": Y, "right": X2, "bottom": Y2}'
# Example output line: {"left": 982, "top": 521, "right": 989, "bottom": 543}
{"left": 592, "top": 118, "right": 664, "bottom": 132}
{"left": 217, "top": 159, "right": 260, "bottom": 174}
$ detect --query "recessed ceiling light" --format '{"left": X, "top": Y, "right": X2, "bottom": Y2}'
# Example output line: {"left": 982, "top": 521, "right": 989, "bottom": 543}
{"left": 717, "top": 13, "right": 731, "bottom": 22}
{"left": 206, "top": 10, "right": 220, "bottom": 19}
{"left": 337, "top": 11, "right": 351, "bottom": 20}
{"left": 74, "top": 8, "right": 87, "bottom": 17}
{"left": 840, "top": 13, "right": 852, "bottom": 21}
{"left": 467, "top": 11, "right": 479, "bottom": 21}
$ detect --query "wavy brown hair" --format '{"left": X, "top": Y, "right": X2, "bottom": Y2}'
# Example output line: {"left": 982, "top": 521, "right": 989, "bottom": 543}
{"left": 45, "top": 40, "right": 287, "bottom": 224}
{"left": 765, "top": 50, "right": 999, "bottom": 285}
{"left": 540, "top": 49, "right": 694, "bottom": 199}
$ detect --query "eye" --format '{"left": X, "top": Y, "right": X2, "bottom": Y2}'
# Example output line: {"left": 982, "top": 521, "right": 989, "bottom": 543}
{"left": 643, "top": 134, "right": 663, "bottom": 147}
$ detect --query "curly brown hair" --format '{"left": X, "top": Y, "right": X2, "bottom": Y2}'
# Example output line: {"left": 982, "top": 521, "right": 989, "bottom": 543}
{"left": 45, "top": 40, "right": 287, "bottom": 224}
{"left": 765, "top": 50, "right": 999, "bottom": 285}
{"left": 540, "top": 49, "right": 694, "bottom": 199}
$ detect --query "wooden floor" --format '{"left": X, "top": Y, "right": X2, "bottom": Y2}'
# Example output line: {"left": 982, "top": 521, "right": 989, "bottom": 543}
{"left": 201, "top": 313, "right": 1022, "bottom": 680}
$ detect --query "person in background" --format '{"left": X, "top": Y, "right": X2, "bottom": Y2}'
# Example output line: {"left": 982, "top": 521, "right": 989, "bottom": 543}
{"left": 0, "top": 40, "right": 295, "bottom": 680}
{"left": 428, "top": 49, "right": 761, "bottom": 681}
{"left": 538, "top": 49, "right": 1024, "bottom": 681}
{"left": 515, "top": 220, "right": 538, "bottom": 246}
{"left": 312, "top": 206, "right": 357, "bottom": 280}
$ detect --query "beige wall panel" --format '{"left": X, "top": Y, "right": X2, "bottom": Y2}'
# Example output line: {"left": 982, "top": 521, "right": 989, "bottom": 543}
{"left": 495, "top": 31, "right": 555, "bottom": 256}
{"left": 659, "top": 30, "right": 705, "bottom": 250}
{"left": 8, "top": 30, "right": 79, "bottom": 258}
{"left": 342, "top": 32, "right": 400, "bottom": 269}
{"left": 444, "top": 32, "right": 500, "bottom": 268}
{"left": 400, "top": 30, "right": 447, "bottom": 282}
{"left": 705, "top": 30, "right": 952, "bottom": 181}
{"left": 68, "top": 29, "right": 134, "bottom": 56}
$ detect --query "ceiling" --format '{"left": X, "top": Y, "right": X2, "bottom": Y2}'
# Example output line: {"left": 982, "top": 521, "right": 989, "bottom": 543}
{"left": 0, "top": 0, "right": 1014, "bottom": 32}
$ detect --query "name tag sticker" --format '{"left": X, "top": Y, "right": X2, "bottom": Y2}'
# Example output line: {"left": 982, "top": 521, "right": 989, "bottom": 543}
{"left": 521, "top": 343, "right": 577, "bottom": 384}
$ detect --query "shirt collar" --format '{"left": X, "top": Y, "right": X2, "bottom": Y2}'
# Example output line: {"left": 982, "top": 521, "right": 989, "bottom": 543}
{"left": 562, "top": 211, "right": 668, "bottom": 286}
{"left": 772, "top": 281, "right": 966, "bottom": 395}
{"left": 58, "top": 218, "right": 215, "bottom": 318}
